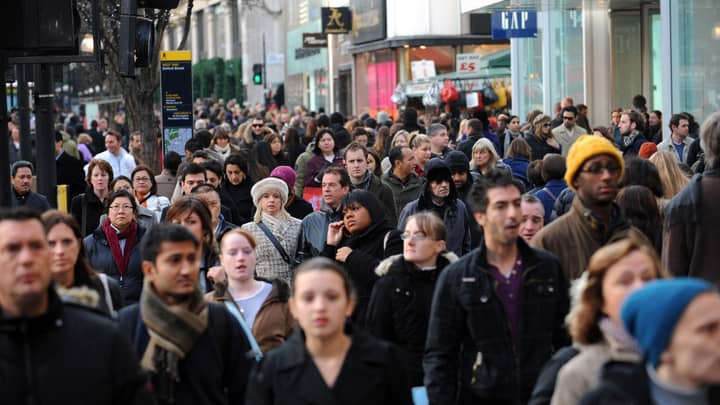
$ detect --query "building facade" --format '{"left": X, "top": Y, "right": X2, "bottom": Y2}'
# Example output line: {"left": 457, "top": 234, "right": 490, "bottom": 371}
{"left": 462, "top": 0, "right": 720, "bottom": 136}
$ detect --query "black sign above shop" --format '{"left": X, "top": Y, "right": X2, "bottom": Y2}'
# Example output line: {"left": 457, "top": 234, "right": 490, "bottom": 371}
{"left": 322, "top": 7, "right": 352, "bottom": 34}
{"left": 303, "top": 32, "right": 328, "bottom": 48}
{"left": 350, "top": 0, "right": 386, "bottom": 45}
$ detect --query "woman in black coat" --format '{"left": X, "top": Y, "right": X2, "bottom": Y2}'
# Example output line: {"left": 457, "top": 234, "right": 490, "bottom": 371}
{"left": 84, "top": 190, "right": 146, "bottom": 305}
{"left": 246, "top": 257, "right": 412, "bottom": 405}
{"left": 71, "top": 159, "right": 113, "bottom": 236}
{"left": 322, "top": 190, "right": 402, "bottom": 327}
{"left": 365, "top": 212, "right": 458, "bottom": 387}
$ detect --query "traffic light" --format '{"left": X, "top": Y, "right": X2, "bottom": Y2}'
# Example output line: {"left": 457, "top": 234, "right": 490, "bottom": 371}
{"left": 119, "top": 0, "right": 179, "bottom": 77}
{"left": 252, "top": 64, "right": 263, "bottom": 85}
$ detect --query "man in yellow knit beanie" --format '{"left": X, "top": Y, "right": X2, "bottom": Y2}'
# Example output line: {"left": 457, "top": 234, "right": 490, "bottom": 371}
{"left": 531, "top": 135, "right": 646, "bottom": 280}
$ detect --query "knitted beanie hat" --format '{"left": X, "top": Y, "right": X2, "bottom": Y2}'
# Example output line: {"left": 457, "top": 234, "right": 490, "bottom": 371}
{"left": 621, "top": 278, "right": 714, "bottom": 368}
{"left": 638, "top": 142, "right": 658, "bottom": 159}
{"left": 564, "top": 135, "right": 624, "bottom": 191}
{"left": 270, "top": 165, "right": 297, "bottom": 192}
{"left": 250, "top": 177, "right": 288, "bottom": 207}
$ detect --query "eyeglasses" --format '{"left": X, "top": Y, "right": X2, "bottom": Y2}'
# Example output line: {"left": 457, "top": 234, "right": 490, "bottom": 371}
{"left": 252, "top": 124, "right": 264, "bottom": 128}
{"left": 580, "top": 164, "right": 622, "bottom": 176}
{"left": 133, "top": 177, "right": 151, "bottom": 182}
{"left": 542, "top": 123, "right": 552, "bottom": 128}
{"left": 562, "top": 116, "right": 575, "bottom": 121}
{"left": 109, "top": 205, "right": 134, "bottom": 211}
{"left": 400, "top": 232, "right": 430, "bottom": 242}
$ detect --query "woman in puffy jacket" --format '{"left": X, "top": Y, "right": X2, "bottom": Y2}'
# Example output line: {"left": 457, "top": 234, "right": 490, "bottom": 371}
{"left": 366, "top": 212, "right": 457, "bottom": 387}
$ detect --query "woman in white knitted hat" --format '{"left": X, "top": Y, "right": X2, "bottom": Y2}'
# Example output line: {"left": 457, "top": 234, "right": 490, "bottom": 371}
{"left": 241, "top": 177, "right": 302, "bottom": 284}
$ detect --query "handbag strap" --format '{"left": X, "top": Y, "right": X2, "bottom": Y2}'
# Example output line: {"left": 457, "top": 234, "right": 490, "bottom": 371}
{"left": 223, "top": 301, "right": 263, "bottom": 362}
{"left": 540, "top": 187, "right": 558, "bottom": 201}
{"left": 257, "top": 222, "right": 292, "bottom": 264}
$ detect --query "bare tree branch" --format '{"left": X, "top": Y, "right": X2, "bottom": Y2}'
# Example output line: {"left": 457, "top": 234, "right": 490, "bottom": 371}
{"left": 177, "top": 0, "right": 193, "bottom": 50}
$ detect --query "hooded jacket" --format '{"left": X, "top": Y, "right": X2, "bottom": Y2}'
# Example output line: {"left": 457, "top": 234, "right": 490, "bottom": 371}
{"left": 366, "top": 252, "right": 458, "bottom": 386}
{"left": 351, "top": 171, "right": 398, "bottom": 227}
{"left": 321, "top": 191, "right": 403, "bottom": 327}
{"left": 397, "top": 159, "right": 472, "bottom": 256}
{"left": 222, "top": 177, "right": 255, "bottom": 223}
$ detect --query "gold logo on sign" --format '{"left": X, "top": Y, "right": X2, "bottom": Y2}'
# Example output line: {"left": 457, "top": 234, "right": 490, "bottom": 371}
{"left": 327, "top": 8, "right": 345, "bottom": 29}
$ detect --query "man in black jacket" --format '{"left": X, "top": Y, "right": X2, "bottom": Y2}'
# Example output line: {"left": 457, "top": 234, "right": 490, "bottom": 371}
{"left": 10, "top": 160, "right": 51, "bottom": 212}
{"left": 0, "top": 207, "right": 152, "bottom": 404}
{"left": 457, "top": 118, "right": 485, "bottom": 160}
{"left": 119, "top": 223, "right": 254, "bottom": 405}
{"left": 424, "top": 170, "right": 569, "bottom": 405}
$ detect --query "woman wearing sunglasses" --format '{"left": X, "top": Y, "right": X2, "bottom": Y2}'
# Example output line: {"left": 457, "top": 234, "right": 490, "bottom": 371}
{"left": 526, "top": 114, "right": 561, "bottom": 160}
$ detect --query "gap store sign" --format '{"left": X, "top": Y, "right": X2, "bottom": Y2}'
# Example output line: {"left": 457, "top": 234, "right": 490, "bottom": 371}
{"left": 491, "top": 10, "right": 537, "bottom": 39}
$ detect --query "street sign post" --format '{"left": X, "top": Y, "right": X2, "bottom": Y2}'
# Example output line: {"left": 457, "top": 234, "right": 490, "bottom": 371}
{"left": 160, "top": 50, "right": 193, "bottom": 158}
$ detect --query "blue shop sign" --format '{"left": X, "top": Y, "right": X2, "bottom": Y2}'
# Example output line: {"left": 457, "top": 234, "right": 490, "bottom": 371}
{"left": 491, "top": 10, "right": 537, "bottom": 39}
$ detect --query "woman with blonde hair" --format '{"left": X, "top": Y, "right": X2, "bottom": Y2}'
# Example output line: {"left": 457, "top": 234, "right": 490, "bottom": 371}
{"left": 649, "top": 150, "right": 690, "bottom": 199}
{"left": 550, "top": 236, "right": 667, "bottom": 405}
{"left": 241, "top": 177, "right": 302, "bottom": 284}
{"left": 410, "top": 133, "right": 432, "bottom": 177}
{"left": 381, "top": 130, "right": 412, "bottom": 173}
{"left": 470, "top": 138, "right": 508, "bottom": 177}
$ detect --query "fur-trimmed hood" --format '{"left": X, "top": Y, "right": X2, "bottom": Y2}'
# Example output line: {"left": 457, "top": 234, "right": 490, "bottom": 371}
{"left": 375, "top": 252, "right": 459, "bottom": 277}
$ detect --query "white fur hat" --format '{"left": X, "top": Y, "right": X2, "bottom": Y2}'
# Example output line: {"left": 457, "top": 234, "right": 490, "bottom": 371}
{"left": 250, "top": 177, "right": 289, "bottom": 207}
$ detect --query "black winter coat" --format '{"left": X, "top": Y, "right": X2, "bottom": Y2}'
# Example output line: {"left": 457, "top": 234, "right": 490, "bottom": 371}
{"left": 119, "top": 302, "right": 254, "bottom": 405}
{"left": 366, "top": 252, "right": 458, "bottom": 386}
{"left": 424, "top": 238, "right": 570, "bottom": 405}
{"left": 321, "top": 192, "right": 402, "bottom": 328}
{"left": 525, "top": 133, "right": 562, "bottom": 161}
{"left": 0, "top": 288, "right": 153, "bottom": 404}
{"left": 580, "top": 360, "right": 720, "bottom": 405}
{"left": 71, "top": 186, "right": 106, "bottom": 237}
{"left": 84, "top": 223, "right": 147, "bottom": 305}
{"left": 245, "top": 330, "right": 413, "bottom": 405}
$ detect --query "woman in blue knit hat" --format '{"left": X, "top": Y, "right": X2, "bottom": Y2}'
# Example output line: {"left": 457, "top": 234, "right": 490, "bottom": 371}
{"left": 581, "top": 278, "right": 720, "bottom": 404}
{"left": 548, "top": 236, "right": 666, "bottom": 405}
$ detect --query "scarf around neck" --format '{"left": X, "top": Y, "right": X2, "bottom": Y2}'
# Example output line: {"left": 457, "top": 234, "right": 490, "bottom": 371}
{"left": 102, "top": 218, "right": 138, "bottom": 278}
{"left": 140, "top": 279, "right": 208, "bottom": 399}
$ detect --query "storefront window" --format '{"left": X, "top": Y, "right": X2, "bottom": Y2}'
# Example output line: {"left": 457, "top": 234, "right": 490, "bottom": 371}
{"left": 514, "top": 33, "right": 543, "bottom": 119}
{"left": 547, "top": 9, "right": 584, "bottom": 109}
{"left": 367, "top": 50, "right": 397, "bottom": 115}
{"left": 670, "top": 0, "right": 720, "bottom": 121}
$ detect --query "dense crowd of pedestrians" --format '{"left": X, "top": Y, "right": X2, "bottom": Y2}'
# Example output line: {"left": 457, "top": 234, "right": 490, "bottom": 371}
{"left": 3, "top": 97, "right": 720, "bottom": 404}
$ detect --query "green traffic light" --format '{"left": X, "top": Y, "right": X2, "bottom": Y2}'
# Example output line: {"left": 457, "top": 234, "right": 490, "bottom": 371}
{"left": 253, "top": 74, "right": 262, "bottom": 84}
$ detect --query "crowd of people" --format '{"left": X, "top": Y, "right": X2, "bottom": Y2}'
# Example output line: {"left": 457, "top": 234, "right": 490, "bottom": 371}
{"left": 3, "top": 95, "right": 720, "bottom": 404}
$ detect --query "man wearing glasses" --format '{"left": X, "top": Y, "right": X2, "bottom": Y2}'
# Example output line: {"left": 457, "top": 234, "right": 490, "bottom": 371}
{"left": 552, "top": 106, "right": 588, "bottom": 157}
{"left": 532, "top": 135, "right": 645, "bottom": 281}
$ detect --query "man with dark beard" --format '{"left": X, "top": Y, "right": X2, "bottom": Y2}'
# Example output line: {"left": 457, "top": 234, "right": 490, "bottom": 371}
{"left": 618, "top": 110, "right": 649, "bottom": 158}
{"left": 532, "top": 135, "right": 645, "bottom": 280}
{"left": 119, "top": 224, "right": 254, "bottom": 404}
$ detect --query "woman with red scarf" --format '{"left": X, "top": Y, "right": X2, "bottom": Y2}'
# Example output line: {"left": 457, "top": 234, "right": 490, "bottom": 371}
{"left": 84, "top": 189, "right": 147, "bottom": 305}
